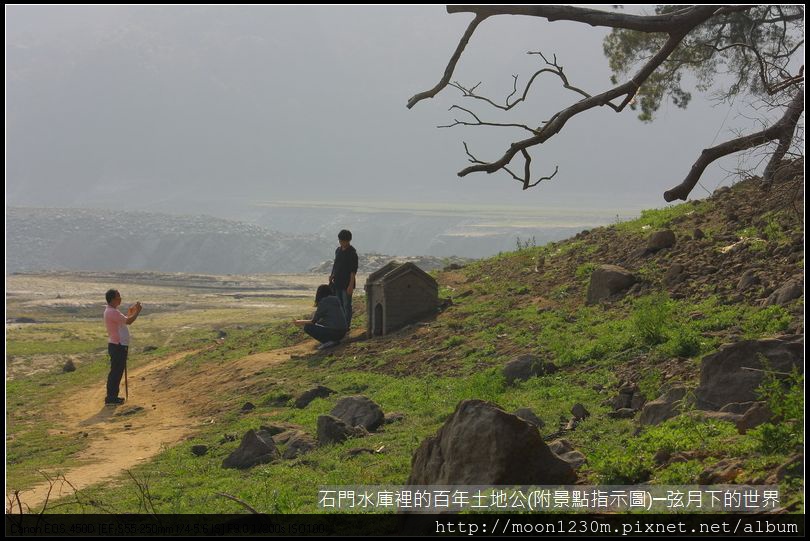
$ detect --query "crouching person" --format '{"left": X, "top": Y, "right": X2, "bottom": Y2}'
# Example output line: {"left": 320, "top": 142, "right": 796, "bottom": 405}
{"left": 294, "top": 284, "right": 347, "bottom": 350}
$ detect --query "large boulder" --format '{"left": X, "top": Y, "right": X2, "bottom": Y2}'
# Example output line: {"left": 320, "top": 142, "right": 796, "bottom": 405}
{"left": 407, "top": 399, "right": 576, "bottom": 485}
{"left": 222, "top": 429, "right": 280, "bottom": 469}
{"left": 586, "top": 265, "right": 636, "bottom": 304}
{"left": 330, "top": 396, "right": 385, "bottom": 432}
{"left": 695, "top": 336, "right": 804, "bottom": 410}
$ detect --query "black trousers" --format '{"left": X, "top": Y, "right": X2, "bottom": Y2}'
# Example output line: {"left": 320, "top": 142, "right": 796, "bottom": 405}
{"left": 303, "top": 323, "right": 346, "bottom": 344}
{"left": 107, "top": 343, "right": 128, "bottom": 399}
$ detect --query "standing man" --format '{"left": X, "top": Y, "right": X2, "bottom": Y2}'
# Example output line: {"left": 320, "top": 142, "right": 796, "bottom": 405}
{"left": 103, "top": 289, "right": 142, "bottom": 405}
{"left": 329, "top": 229, "right": 358, "bottom": 330}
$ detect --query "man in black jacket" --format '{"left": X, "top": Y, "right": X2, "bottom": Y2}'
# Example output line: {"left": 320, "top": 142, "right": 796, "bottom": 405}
{"left": 329, "top": 229, "right": 358, "bottom": 329}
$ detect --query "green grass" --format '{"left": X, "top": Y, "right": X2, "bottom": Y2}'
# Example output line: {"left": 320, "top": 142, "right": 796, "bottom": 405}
{"left": 39, "top": 364, "right": 611, "bottom": 513}
{"left": 615, "top": 200, "right": 712, "bottom": 234}
{"left": 588, "top": 416, "right": 744, "bottom": 484}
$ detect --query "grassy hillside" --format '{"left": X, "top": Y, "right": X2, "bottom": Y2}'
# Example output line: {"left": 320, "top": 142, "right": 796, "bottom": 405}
{"left": 6, "top": 167, "right": 804, "bottom": 514}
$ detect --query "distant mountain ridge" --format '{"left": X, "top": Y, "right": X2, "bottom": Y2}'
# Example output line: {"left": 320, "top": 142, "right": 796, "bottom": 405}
{"left": 8, "top": 206, "right": 603, "bottom": 275}
{"left": 7, "top": 207, "right": 333, "bottom": 274}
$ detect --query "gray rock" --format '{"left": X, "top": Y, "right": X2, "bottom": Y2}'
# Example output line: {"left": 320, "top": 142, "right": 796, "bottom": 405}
{"left": 62, "top": 359, "right": 76, "bottom": 373}
{"left": 586, "top": 265, "right": 637, "bottom": 304}
{"left": 699, "top": 459, "right": 743, "bottom": 484}
{"left": 330, "top": 396, "right": 385, "bottom": 432}
{"left": 663, "top": 264, "right": 686, "bottom": 286}
{"left": 191, "top": 445, "right": 208, "bottom": 456}
{"left": 693, "top": 228, "right": 705, "bottom": 240}
{"left": 557, "top": 450, "right": 586, "bottom": 470}
{"left": 241, "top": 402, "right": 256, "bottom": 412}
{"left": 647, "top": 230, "right": 677, "bottom": 252}
{"left": 316, "top": 415, "right": 367, "bottom": 445}
{"left": 408, "top": 399, "right": 576, "bottom": 485}
{"left": 630, "top": 394, "right": 647, "bottom": 411}
{"left": 547, "top": 439, "right": 573, "bottom": 456}
{"left": 222, "top": 429, "right": 279, "bottom": 469}
{"left": 294, "top": 385, "right": 335, "bottom": 409}
{"left": 548, "top": 439, "right": 587, "bottom": 469}
{"left": 571, "top": 404, "right": 590, "bottom": 420}
{"left": 503, "top": 355, "right": 556, "bottom": 385}
{"left": 281, "top": 431, "right": 318, "bottom": 459}
{"left": 737, "top": 270, "right": 761, "bottom": 291}
{"left": 736, "top": 402, "right": 773, "bottom": 434}
{"left": 608, "top": 394, "right": 630, "bottom": 410}
{"left": 639, "top": 386, "right": 691, "bottom": 426}
{"left": 764, "top": 281, "right": 803, "bottom": 306}
{"left": 270, "top": 429, "right": 299, "bottom": 445}
{"left": 694, "top": 336, "right": 804, "bottom": 410}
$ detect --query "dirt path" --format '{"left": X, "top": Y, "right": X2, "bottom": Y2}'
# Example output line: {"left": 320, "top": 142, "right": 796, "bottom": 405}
{"left": 10, "top": 339, "right": 321, "bottom": 512}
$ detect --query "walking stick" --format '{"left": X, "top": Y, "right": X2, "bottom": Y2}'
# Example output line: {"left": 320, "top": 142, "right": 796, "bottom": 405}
{"left": 124, "top": 362, "right": 129, "bottom": 401}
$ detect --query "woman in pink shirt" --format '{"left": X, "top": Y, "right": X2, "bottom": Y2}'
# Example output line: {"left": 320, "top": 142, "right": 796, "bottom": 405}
{"left": 103, "top": 289, "right": 142, "bottom": 405}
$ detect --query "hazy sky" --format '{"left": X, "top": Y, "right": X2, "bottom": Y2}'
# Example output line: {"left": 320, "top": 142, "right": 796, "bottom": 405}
{"left": 6, "top": 5, "right": 789, "bottom": 215}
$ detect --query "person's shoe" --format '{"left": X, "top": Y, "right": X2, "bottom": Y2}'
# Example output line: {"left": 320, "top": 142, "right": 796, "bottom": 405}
{"left": 104, "top": 396, "right": 125, "bottom": 405}
{"left": 317, "top": 341, "right": 339, "bottom": 351}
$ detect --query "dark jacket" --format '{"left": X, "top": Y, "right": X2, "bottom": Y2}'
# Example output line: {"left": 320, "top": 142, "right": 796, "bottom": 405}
{"left": 312, "top": 295, "right": 348, "bottom": 331}
{"left": 330, "top": 245, "right": 358, "bottom": 290}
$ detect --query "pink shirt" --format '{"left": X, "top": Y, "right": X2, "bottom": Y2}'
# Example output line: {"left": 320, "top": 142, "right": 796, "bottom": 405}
{"left": 104, "top": 305, "right": 130, "bottom": 346}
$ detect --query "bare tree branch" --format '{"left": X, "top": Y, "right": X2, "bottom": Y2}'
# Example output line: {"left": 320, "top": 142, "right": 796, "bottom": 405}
{"left": 463, "top": 142, "right": 558, "bottom": 189}
{"left": 438, "top": 105, "right": 538, "bottom": 133}
{"left": 406, "top": 14, "right": 485, "bottom": 109}
{"left": 411, "top": 4, "right": 803, "bottom": 200}
{"left": 450, "top": 52, "right": 594, "bottom": 112}
{"left": 664, "top": 91, "right": 804, "bottom": 201}
{"left": 446, "top": 5, "right": 724, "bottom": 33}
{"left": 457, "top": 27, "right": 700, "bottom": 178}
{"left": 408, "top": 5, "right": 722, "bottom": 111}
